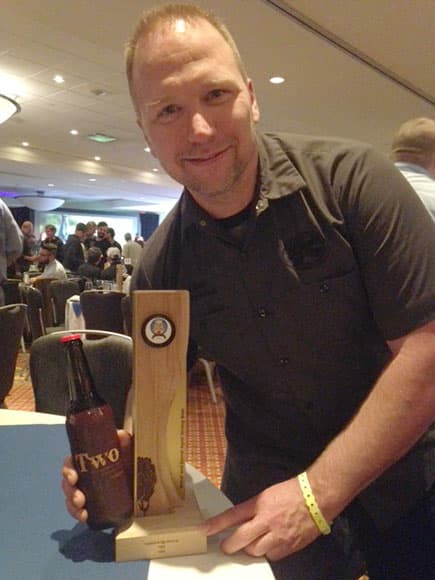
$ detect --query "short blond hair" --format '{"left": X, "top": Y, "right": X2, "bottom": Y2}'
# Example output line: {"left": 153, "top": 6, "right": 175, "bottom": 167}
{"left": 391, "top": 117, "right": 435, "bottom": 168}
{"left": 125, "top": 3, "right": 247, "bottom": 110}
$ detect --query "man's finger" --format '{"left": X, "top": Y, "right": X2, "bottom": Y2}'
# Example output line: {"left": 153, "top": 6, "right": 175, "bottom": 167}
{"left": 201, "top": 500, "right": 256, "bottom": 536}
{"left": 220, "top": 517, "right": 270, "bottom": 555}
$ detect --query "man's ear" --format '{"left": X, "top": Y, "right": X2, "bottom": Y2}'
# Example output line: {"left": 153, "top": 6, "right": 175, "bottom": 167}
{"left": 247, "top": 78, "right": 260, "bottom": 124}
{"left": 136, "top": 117, "right": 155, "bottom": 157}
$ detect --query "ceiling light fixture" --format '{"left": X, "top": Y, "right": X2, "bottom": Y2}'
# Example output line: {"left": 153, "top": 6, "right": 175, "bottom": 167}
{"left": 21, "top": 141, "right": 29, "bottom": 147}
{"left": 269, "top": 76, "right": 285, "bottom": 84}
{"left": 70, "top": 129, "right": 79, "bottom": 135}
{"left": 53, "top": 75, "right": 65, "bottom": 84}
{"left": 88, "top": 133, "right": 116, "bottom": 143}
{"left": 0, "top": 94, "right": 21, "bottom": 124}
{"left": 94, "top": 156, "right": 101, "bottom": 161}
{"left": 15, "top": 191, "right": 64, "bottom": 211}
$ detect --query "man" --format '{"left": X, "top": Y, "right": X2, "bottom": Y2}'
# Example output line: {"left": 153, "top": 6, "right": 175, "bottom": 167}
{"left": 32, "top": 242, "right": 66, "bottom": 282}
{"left": 16, "top": 220, "right": 38, "bottom": 272}
{"left": 0, "top": 199, "right": 23, "bottom": 305}
{"left": 94, "top": 221, "right": 111, "bottom": 258}
{"left": 84, "top": 221, "right": 97, "bottom": 250}
{"left": 106, "top": 227, "right": 122, "bottom": 253}
{"left": 122, "top": 232, "right": 142, "bottom": 268}
{"left": 77, "top": 246, "right": 103, "bottom": 281}
{"left": 391, "top": 117, "right": 435, "bottom": 218}
{"left": 43, "top": 224, "right": 65, "bottom": 263}
{"left": 62, "top": 5, "right": 435, "bottom": 578}
{"left": 63, "top": 223, "right": 87, "bottom": 273}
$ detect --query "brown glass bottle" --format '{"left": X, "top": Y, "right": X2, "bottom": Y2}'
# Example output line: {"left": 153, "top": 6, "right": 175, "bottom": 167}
{"left": 62, "top": 334, "right": 133, "bottom": 530}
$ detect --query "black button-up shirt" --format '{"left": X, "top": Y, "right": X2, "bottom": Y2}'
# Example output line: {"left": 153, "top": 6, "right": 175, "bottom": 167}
{"left": 132, "top": 131, "right": 435, "bottom": 529}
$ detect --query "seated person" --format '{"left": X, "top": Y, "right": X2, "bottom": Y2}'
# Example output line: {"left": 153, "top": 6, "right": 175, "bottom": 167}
{"left": 77, "top": 247, "right": 103, "bottom": 281}
{"left": 100, "top": 247, "right": 124, "bottom": 281}
{"left": 32, "top": 243, "right": 67, "bottom": 282}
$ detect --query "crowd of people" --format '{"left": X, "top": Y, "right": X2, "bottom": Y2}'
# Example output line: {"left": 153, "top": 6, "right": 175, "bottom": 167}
{"left": 4, "top": 218, "right": 145, "bottom": 286}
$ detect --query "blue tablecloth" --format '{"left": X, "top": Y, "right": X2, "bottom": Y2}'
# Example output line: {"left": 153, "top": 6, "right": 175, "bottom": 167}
{"left": 0, "top": 424, "right": 149, "bottom": 580}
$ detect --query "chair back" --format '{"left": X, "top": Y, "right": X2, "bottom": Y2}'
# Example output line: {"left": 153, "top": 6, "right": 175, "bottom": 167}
{"left": 2, "top": 279, "right": 22, "bottom": 305}
{"left": 20, "top": 285, "right": 45, "bottom": 340}
{"left": 80, "top": 290, "right": 126, "bottom": 335}
{"left": 0, "top": 304, "right": 27, "bottom": 404}
{"left": 30, "top": 330, "right": 132, "bottom": 428}
{"left": 49, "top": 279, "right": 80, "bottom": 325}
{"left": 33, "top": 278, "right": 57, "bottom": 326}
{"left": 121, "top": 294, "right": 132, "bottom": 336}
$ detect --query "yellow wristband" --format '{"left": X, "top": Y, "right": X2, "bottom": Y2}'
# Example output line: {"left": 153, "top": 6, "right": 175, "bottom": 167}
{"left": 298, "top": 471, "right": 331, "bottom": 535}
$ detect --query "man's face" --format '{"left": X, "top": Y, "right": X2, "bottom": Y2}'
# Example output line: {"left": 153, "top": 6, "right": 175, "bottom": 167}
{"left": 38, "top": 249, "right": 51, "bottom": 264}
{"left": 21, "top": 222, "right": 33, "bottom": 235}
{"left": 132, "top": 19, "right": 260, "bottom": 204}
{"left": 97, "top": 226, "right": 107, "bottom": 239}
{"left": 45, "top": 227, "right": 55, "bottom": 240}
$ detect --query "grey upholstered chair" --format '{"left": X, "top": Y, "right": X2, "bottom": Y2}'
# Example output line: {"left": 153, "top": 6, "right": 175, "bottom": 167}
{"left": 80, "top": 290, "right": 126, "bottom": 335}
{"left": 49, "top": 279, "right": 80, "bottom": 325}
{"left": 0, "top": 303, "right": 27, "bottom": 406}
{"left": 20, "top": 284, "right": 59, "bottom": 341}
{"left": 29, "top": 330, "right": 132, "bottom": 428}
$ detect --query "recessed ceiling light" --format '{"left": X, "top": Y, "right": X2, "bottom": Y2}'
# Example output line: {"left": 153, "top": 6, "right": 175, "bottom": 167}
{"left": 88, "top": 178, "right": 96, "bottom": 182}
{"left": 152, "top": 168, "right": 159, "bottom": 172}
{"left": 94, "top": 156, "right": 101, "bottom": 161}
{"left": 87, "top": 133, "right": 116, "bottom": 143}
{"left": 144, "top": 147, "right": 151, "bottom": 153}
{"left": 269, "top": 76, "right": 285, "bottom": 84}
{"left": 70, "top": 129, "right": 79, "bottom": 135}
{"left": 21, "top": 141, "right": 29, "bottom": 147}
{"left": 53, "top": 75, "right": 64, "bottom": 84}
{"left": 48, "top": 183, "right": 55, "bottom": 187}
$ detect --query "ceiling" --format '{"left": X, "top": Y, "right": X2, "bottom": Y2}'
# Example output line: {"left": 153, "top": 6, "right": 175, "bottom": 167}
{"left": 0, "top": 0, "right": 434, "bottom": 216}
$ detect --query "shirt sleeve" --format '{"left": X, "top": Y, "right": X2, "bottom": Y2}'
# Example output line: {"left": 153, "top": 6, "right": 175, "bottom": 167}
{"left": 3, "top": 203, "right": 23, "bottom": 264}
{"left": 334, "top": 144, "right": 435, "bottom": 340}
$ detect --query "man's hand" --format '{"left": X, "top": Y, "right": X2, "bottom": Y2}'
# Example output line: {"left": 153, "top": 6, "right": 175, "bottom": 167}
{"left": 61, "top": 429, "right": 133, "bottom": 523}
{"left": 201, "top": 478, "right": 321, "bottom": 561}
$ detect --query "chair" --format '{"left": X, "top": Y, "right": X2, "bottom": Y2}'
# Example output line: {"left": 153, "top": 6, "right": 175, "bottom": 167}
{"left": 33, "top": 277, "right": 57, "bottom": 327}
{"left": 2, "top": 279, "right": 22, "bottom": 305}
{"left": 121, "top": 294, "right": 132, "bottom": 336}
{"left": 80, "top": 290, "right": 126, "bottom": 335}
{"left": 20, "top": 285, "right": 59, "bottom": 341}
{"left": 49, "top": 279, "right": 80, "bottom": 325}
{"left": 0, "top": 304, "right": 27, "bottom": 406}
{"left": 30, "top": 330, "right": 132, "bottom": 428}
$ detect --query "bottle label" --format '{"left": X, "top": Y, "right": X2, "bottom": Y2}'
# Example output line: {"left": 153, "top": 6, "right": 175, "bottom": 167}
{"left": 75, "top": 447, "right": 120, "bottom": 472}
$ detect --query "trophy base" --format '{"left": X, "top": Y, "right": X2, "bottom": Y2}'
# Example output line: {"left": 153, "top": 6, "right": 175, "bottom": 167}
{"left": 115, "top": 478, "right": 207, "bottom": 561}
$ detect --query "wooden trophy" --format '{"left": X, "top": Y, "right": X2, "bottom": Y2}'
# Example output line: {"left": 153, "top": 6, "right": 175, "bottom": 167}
{"left": 115, "top": 290, "right": 207, "bottom": 561}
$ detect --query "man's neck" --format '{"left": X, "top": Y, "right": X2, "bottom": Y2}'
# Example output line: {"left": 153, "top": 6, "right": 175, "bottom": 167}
{"left": 188, "top": 152, "right": 259, "bottom": 219}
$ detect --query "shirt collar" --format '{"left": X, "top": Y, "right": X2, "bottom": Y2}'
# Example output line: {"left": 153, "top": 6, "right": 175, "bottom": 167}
{"left": 178, "top": 130, "right": 307, "bottom": 233}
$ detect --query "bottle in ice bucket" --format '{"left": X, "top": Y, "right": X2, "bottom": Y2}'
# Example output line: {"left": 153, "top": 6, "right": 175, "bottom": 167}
{"left": 62, "top": 334, "right": 133, "bottom": 530}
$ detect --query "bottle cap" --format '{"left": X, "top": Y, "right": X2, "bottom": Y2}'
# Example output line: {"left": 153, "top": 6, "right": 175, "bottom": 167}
{"left": 60, "top": 334, "right": 82, "bottom": 343}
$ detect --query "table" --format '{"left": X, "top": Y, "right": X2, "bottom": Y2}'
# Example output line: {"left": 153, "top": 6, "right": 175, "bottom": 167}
{"left": 65, "top": 294, "right": 86, "bottom": 330}
{"left": 0, "top": 409, "right": 274, "bottom": 580}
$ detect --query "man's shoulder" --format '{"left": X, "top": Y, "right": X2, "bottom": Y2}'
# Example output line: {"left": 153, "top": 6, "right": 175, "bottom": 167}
{"left": 261, "top": 131, "right": 373, "bottom": 161}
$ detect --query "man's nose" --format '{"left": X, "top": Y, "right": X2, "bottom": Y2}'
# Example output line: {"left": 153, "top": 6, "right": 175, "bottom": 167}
{"left": 187, "top": 112, "right": 215, "bottom": 142}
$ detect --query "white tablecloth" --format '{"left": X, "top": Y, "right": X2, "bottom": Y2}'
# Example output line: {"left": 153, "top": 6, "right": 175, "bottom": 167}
{"left": 65, "top": 294, "right": 86, "bottom": 330}
{"left": 0, "top": 409, "right": 273, "bottom": 579}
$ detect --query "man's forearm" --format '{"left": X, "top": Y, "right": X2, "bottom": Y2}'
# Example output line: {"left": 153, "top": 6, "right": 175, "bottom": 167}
{"left": 308, "top": 321, "right": 435, "bottom": 523}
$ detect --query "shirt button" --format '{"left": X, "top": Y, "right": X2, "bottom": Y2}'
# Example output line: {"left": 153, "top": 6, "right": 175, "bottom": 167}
{"left": 258, "top": 308, "right": 267, "bottom": 318}
{"left": 199, "top": 219, "right": 207, "bottom": 227}
{"left": 320, "top": 282, "right": 329, "bottom": 293}
{"left": 279, "top": 357, "right": 289, "bottom": 366}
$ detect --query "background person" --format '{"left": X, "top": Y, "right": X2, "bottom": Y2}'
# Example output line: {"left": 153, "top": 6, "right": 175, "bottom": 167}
{"left": 43, "top": 224, "right": 65, "bottom": 263}
{"left": 0, "top": 199, "right": 23, "bottom": 305}
{"left": 391, "top": 117, "right": 435, "bottom": 218}
{"left": 63, "top": 223, "right": 87, "bottom": 273}
{"left": 122, "top": 232, "right": 143, "bottom": 269}
{"left": 31, "top": 242, "right": 66, "bottom": 282}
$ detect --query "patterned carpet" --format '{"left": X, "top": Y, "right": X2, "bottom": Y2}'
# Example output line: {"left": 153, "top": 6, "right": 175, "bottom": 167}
{"left": 5, "top": 353, "right": 227, "bottom": 488}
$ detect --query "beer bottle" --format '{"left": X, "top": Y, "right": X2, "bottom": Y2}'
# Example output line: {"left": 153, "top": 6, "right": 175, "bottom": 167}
{"left": 62, "top": 334, "right": 133, "bottom": 530}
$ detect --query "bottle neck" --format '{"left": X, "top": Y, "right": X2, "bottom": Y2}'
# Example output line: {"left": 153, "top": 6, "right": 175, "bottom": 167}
{"left": 65, "top": 340, "right": 104, "bottom": 410}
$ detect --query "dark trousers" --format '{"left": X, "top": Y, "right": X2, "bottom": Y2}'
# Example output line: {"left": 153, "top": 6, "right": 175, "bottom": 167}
{"left": 221, "top": 446, "right": 435, "bottom": 580}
